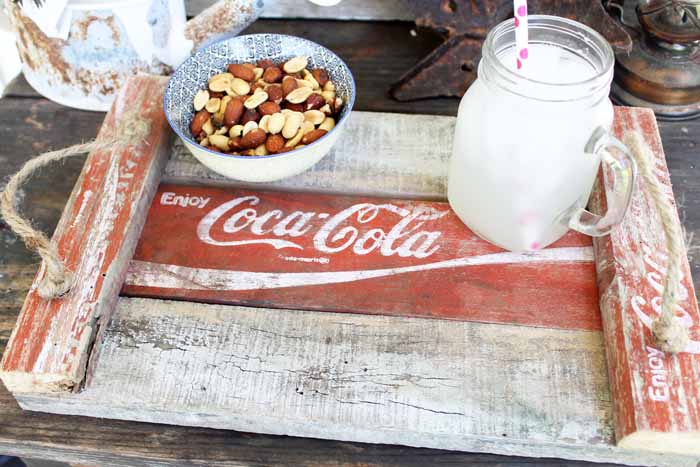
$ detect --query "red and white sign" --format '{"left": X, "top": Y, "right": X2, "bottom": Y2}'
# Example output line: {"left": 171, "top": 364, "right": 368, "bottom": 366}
{"left": 123, "top": 185, "right": 601, "bottom": 331}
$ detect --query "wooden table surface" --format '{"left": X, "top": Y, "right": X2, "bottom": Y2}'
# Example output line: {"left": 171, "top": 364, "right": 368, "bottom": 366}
{"left": 1, "top": 19, "right": 699, "bottom": 467}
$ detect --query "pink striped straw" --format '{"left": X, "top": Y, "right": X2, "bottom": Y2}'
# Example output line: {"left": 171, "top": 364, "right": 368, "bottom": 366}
{"left": 513, "top": 0, "right": 529, "bottom": 71}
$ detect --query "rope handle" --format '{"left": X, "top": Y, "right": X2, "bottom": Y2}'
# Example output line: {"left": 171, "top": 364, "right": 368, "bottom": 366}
{"left": 625, "top": 133, "right": 690, "bottom": 353}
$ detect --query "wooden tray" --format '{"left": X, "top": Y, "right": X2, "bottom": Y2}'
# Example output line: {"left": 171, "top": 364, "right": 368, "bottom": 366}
{"left": 2, "top": 75, "right": 699, "bottom": 467}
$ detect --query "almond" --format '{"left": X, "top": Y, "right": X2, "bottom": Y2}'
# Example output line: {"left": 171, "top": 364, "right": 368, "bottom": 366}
{"left": 193, "top": 89, "right": 209, "bottom": 111}
{"left": 283, "top": 56, "right": 308, "bottom": 74}
{"left": 190, "top": 110, "right": 210, "bottom": 135}
{"left": 301, "top": 129, "right": 327, "bottom": 145}
{"left": 241, "top": 108, "right": 260, "bottom": 124}
{"left": 229, "top": 136, "right": 244, "bottom": 152}
{"left": 224, "top": 98, "right": 244, "bottom": 127}
{"left": 259, "top": 101, "right": 281, "bottom": 116}
{"left": 305, "top": 93, "right": 325, "bottom": 110}
{"left": 228, "top": 63, "right": 256, "bottom": 82}
{"left": 281, "top": 75, "right": 298, "bottom": 96}
{"left": 286, "top": 87, "right": 313, "bottom": 104}
{"left": 284, "top": 102, "right": 305, "bottom": 113}
{"left": 312, "top": 69, "right": 329, "bottom": 87}
{"left": 263, "top": 66, "right": 283, "bottom": 83}
{"left": 267, "top": 85, "right": 284, "bottom": 103}
{"left": 265, "top": 134, "right": 285, "bottom": 154}
{"left": 241, "top": 128, "right": 267, "bottom": 149}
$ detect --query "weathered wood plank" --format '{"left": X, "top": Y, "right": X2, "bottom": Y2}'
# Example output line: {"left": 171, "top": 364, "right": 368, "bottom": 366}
{"left": 14, "top": 296, "right": 698, "bottom": 467}
{"left": 590, "top": 108, "right": 700, "bottom": 454}
{"left": 0, "top": 76, "right": 173, "bottom": 394}
{"left": 123, "top": 184, "right": 599, "bottom": 331}
{"left": 186, "top": 0, "right": 414, "bottom": 21}
{"left": 164, "top": 111, "right": 455, "bottom": 197}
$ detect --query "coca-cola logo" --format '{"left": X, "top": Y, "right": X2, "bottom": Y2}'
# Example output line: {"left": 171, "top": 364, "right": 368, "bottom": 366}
{"left": 196, "top": 196, "right": 448, "bottom": 259}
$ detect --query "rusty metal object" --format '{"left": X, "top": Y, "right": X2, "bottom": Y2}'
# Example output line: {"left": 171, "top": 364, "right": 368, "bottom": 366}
{"left": 611, "top": 0, "right": 700, "bottom": 120}
{"left": 391, "top": 0, "right": 632, "bottom": 101}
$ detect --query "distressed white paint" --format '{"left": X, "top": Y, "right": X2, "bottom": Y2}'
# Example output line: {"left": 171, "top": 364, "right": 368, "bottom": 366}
{"left": 126, "top": 246, "right": 594, "bottom": 291}
{"left": 15, "top": 297, "right": 699, "bottom": 467}
{"left": 164, "top": 111, "right": 455, "bottom": 199}
{"left": 186, "top": 0, "right": 414, "bottom": 21}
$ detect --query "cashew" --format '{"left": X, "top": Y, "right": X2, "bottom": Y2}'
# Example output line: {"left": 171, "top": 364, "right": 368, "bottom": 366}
{"left": 268, "top": 112, "right": 285, "bottom": 135}
{"left": 283, "top": 56, "right": 308, "bottom": 74}
{"left": 282, "top": 111, "right": 304, "bottom": 139}
{"left": 193, "top": 90, "right": 209, "bottom": 111}
{"left": 245, "top": 90, "right": 269, "bottom": 109}
{"left": 286, "top": 87, "right": 313, "bottom": 104}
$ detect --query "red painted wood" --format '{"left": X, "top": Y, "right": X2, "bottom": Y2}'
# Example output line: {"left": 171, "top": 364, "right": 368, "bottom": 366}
{"left": 123, "top": 185, "right": 600, "bottom": 331}
{"left": 591, "top": 107, "right": 700, "bottom": 451}
{"left": 0, "top": 75, "right": 172, "bottom": 393}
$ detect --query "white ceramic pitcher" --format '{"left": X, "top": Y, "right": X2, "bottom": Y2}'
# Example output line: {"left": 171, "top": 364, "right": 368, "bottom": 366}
{"left": 3, "top": 0, "right": 267, "bottom": 110}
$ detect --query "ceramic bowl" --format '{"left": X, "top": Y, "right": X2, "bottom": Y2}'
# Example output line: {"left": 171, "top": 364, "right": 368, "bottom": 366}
{"left": 164, "top": 34, "right": 356, "bottom": 182}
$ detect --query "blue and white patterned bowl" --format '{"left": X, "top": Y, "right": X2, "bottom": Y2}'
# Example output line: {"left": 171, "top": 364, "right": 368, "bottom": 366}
{"left": 164, "top": 34, "right": 356, "bottom": 182}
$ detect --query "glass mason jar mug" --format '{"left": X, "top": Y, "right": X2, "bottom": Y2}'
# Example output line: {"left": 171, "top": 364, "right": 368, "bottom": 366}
{"left": 448, "top": 15, "right": 637, "bottom": 252}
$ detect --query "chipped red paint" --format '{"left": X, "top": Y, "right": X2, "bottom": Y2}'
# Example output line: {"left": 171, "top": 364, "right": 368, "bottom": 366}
{"left": 123, "top": 185, "right": 601, "bottom": 331}
{"left": 591, "top": 107, "right": 700, "bottom": 450}
{"left": 0, "top": 76, "right": 172, "bottom": 393}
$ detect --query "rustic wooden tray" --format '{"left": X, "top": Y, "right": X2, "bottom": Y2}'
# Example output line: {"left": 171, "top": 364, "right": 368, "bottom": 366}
{"left": 2, "top": 75, "right": 699, "bottom": 467}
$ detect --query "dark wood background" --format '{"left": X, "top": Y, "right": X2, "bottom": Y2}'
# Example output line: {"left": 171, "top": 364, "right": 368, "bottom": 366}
{"left": 1, "top": 19, "right": 698, "bottom": 467}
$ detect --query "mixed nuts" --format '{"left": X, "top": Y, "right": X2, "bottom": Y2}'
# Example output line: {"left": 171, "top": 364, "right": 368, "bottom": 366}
{"left": 190, "top": 56, "right": 343, "bottom": 156}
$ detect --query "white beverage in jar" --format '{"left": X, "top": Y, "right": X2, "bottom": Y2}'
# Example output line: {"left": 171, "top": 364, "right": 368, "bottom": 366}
{"left": 448, "top": 38, "right": 618, "bottom": 252}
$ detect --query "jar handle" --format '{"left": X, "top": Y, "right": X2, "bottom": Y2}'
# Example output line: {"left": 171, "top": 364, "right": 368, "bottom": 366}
{"left": 568, "top": 127, "right": 637, "bottom": 237}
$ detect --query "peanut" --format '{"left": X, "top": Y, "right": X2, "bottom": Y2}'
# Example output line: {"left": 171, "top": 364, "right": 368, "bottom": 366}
{"left": 312, "top": 69, "right": 329, "bottom": 87}
{"left": 259, "top": 101, "right": 281, "bottom": 116}
{"left": 254, "top": 144, "right": 268, "bottom": 156}
{"left": 193, "top": 89, "right": 209, "bottom": 111}
{"left": 263, "top": 66, "right": 283, "bottom": 83}
{"left": 304, "top": 110, "right": 325, "bottom": 126}
{"left": 283, "top": 56, "right": 308, "bottom": 74}
{"left": 228, "top": 63, "right": 256, "bottom": 82}
{"left": 209, "top": 134, "right": 230, "bottom": 151}
{"left": 241, "top": 128, "right": 267, "bottom": 149}
{"left": 242, "top": 120, "right": 258, "bottom": 136}
{"left": 190, "top": 110, "right": 210, "bottom": 135}
{"left": 265, "top": 134, "right": 285, "bottom": 154}
{"left": 322, "top": 90, "right": 336, "bottom": 104}
{"left": 205, "top": 97, "right": 221, "bottom": 113}
{"left": 253, "top": 67, "right": 264, "bottom": 81}
{"left": 224, "top": 98, "right": 244, "bottom": 127}
{"left": 245, "top": 90, "right": 268, "bottom": 109}
{"left": 286, "top": 121, "right": 314, "bottom": 148}
{"left": 282, "top": 111, "right": 304, "bottom": 139}
{"left": 268, "top": 112, "right": 285, "bottom": 134}
{"left": 258, "top": 114, "right": 271, "bottom": 133}
{"left": 202, "top": 118, "right": 214, "bottom": 135}
{"left": 323, "top": 80, "right": 336, "bottom": 92}
{"left": 319, "top": 117, "right": 335, "bottom": 131}
{"left": 286, "top": 87, "right": 313, "bottom": 104}
{"left": 208, "top": 73, "right": 233, "bottom": 92}
{"left": 281, "top": 75, "right": 298, "bottom": 96}
{"left": 302, "top": 70, "right": 320, "bottom": 90}
{"left": 231, "top": 78, "right": 251, "bottom": 96}
{"left": 229, "top": 124, "right": 244, "bottom": 137}
{"left": 301, "top": 129, "right": 327, "bottom": 145}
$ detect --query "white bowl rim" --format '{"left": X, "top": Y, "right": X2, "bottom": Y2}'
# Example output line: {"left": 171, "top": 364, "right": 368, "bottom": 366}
{"left": 163, "top": 33, "right": 357, "bottom": 161}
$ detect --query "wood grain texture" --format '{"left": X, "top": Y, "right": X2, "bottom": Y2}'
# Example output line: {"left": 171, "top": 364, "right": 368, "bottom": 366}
{"left": 124, "top": 184, "right": 599, "bottom": 330}
{"left": 186, "top": 0, "right": 414, "bottom": 21}
{"left": 0, "top": 76, "right": 173, "bottom": 394}
{"left": 1, "top": 18, "right": 699, "bottom": 467}
{"left": 163, "top": 111, "right": 455, "bottom": 197}
{"left": 14, "top": 296, "right": 698, "bottom": 467}
{"left": 590, "top": 108, "right": 700, "bottom": 454}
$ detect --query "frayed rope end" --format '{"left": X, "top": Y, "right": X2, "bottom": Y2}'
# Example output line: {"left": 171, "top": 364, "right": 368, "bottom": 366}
{"left": 652, "top": 316, "right": 689, "bottom": 354}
